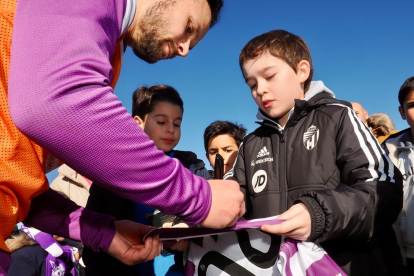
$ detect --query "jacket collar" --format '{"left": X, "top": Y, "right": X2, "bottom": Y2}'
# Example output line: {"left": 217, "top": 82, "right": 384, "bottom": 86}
{"left": 256, "top": 81, "right": 351, "bottom": 130}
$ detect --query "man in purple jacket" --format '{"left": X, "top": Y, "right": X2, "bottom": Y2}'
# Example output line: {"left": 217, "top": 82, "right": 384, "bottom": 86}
{"left": 0, "top": 0, "right": 244, "bottom": 273}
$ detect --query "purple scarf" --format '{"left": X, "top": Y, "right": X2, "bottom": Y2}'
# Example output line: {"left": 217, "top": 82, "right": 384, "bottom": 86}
{"left": 21, "top": 226, "right": 78, "bottom": 276}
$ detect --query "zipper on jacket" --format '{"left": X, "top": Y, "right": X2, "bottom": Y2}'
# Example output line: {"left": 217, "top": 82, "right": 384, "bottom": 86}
{"left": 279, "top": 130, "right": 287, "bottom": 212}
{"left": 280, "top": 131, "right": 285, "bottom": 143}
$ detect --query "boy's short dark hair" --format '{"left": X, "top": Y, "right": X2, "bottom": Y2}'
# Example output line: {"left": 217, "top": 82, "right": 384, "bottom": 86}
{"left": 207, "top": 0, "right": 224, "bottom": 28}
{"left": 132, "top": 85, "right": 183, "bottom": 119}
{"left": 239, "top": 30, "right": 313, "bottom": 91}
{"left": 203, "top": 121, "right": 247, "bottom": 152}
{"left": 398, "top": 76, "right": 414, "bottom": 109}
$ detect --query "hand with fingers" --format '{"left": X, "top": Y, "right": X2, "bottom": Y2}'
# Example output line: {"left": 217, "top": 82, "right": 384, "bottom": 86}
{"left": 107, "top": 220, "right": 162, "bottom": 266}
{"left": 261, "top": 203, "right": 311, "bottom": 241}
{"left": 201, "top": 179, "right": 245, "bottom": 229}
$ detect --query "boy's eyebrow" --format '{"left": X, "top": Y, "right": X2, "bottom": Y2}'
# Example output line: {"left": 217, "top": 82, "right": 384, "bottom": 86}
{"left": 258, "top": 65, "right": 276, "bottom": 74}
{"left": 209, "top": 145, "right": 236, "bottom": 150}
{"left": 154, "top": 113, "right": 183, "bottom": 121}
{"left": 221, "top": 145, "right": 236, "bottom": 148}
{"left": 153, "top": 114, "right": 167, "bottom": 118}
{"left": 244, "top": 65, "right": 276, "bottom": 83}
{"left": 154, "top": 114, "right": 183, "bottom": 121}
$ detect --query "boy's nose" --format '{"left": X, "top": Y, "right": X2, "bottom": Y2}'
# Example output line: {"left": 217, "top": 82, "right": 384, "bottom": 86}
{"left": 256, "top": 82, "right": 267, "bottom": 96}
{"left": 166, "top": 124, "right": 174, "bottom": 133}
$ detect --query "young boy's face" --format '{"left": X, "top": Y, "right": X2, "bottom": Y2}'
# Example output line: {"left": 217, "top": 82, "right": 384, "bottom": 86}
{"left": 242, "top": 52, "right": 309, "bottom": 127}
{"left": 399, "top": 90, "right": 414, "bottom": 131}
{"left": 134, "top": 102, "right": 182, "bottom": 153}
{"left": 206, "top": 134, "right": 239, "bottom": 175}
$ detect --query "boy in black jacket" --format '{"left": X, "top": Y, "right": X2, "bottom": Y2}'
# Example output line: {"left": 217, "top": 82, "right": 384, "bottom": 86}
{"left": 225, "top": 30, "right": 403, "bottom": 275}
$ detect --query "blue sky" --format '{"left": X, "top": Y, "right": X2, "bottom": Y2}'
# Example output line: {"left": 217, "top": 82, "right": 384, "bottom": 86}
{"left": 47, "top": 0, "right": 414, "bottom": 181}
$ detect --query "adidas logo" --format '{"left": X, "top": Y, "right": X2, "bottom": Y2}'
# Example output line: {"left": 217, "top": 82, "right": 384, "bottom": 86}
{"left": 257, "top": 146, "right": 270, "bottom": 158}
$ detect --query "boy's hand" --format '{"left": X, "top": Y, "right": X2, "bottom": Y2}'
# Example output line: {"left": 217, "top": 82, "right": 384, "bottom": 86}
{"left": 261, "top": 203, "right": 311, "bottom": 241}
{"left": 162, "top": 221, "right": 190, "bottom": 252}
{"left": 201, "top": 180, "right": 245, "bottom": 228}
{"left": 107, "top": 220, "right": 162, "bottom": 266}
{"left": 170, "top": 239, "right": 190, "bottom": 252}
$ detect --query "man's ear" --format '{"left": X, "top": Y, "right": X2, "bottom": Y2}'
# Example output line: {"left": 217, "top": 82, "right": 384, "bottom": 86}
{"left": 398, "top": 106, "right": 406, "bottom": 120}
{"left": 297, "top": 60, "right": 311, "bottom": 85}
{"left": 134, "top": 115, "right": 145, "bottom": 127}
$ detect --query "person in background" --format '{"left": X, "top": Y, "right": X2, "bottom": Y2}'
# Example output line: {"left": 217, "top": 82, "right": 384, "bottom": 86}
{"left": 203, "top": 121, "right": 246, "bottom": 179}
{"left": 382, "top": 76, "right": 414, "bottom": 275}
{"left": 350, "top": 102, "right": 398, "bottom": 144}
{"left": 50, "top": 170, "right": 91, "bottom": 276}
{"left": 84, "top": 85, "right": 210, "bottom": 276}
{"left": 50, "top": 165, "right": 91, "bottom": 208}
{"left": 6, "top": 227, "right": 79, "bottom": 276}
{"left": 350, "top": 108, "right": 405, "bottom": 274}
{"left": 351, "top": 102, "right": 369, "bottom": 125}
{"left": 368, "top": 113, "right": 399, "bottom": 144}
{"left": 227, "top": 29, "right": 402, "bottom": 275}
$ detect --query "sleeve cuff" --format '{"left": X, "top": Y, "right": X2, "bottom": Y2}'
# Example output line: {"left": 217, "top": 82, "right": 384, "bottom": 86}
{"left": 79, "top": 209, "right": 116, "bottom": 253}
{"left": 295, "top": 197, "right": 325, "bottom": 242}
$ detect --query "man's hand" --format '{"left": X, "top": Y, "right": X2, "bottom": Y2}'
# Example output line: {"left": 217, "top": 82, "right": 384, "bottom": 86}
{"left": 107, "top": 220, "right": 162, "bottom": 265}
{"left": 201, "top": 180, "right": 245, "bottom": 229}
{"left": 261, "top": 203, "right": 311, "bottom": 241}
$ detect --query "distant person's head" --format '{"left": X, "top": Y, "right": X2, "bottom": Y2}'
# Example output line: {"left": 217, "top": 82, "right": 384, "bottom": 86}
{"left": 398, "top": 76, "right": 414, "bottom": 130}
{"left": 351, "top": 102, "right": 368, "bottom": 125}
{"left": 132, "top": 85, "right": 183, "bottom": 153}
{"left": 204, "top": 121, "right": 246, "bottom": 175}
{"left": 239, "top": 30, "right": 313, "bottom": 127}
{"left": 367, "top": 113, "right": 396, "bottom": 136}
{"left": 126, "top": 0, "right": 223, "bottom": 63}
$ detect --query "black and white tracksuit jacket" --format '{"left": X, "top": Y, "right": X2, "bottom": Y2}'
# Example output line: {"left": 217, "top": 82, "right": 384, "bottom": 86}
{"left": 226, "top": 81, "right": 403, "bottom": 275}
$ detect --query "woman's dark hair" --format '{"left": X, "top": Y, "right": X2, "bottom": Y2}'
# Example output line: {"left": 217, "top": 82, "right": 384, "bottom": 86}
{"left": 132, "top": 85, "right": 183, "bottom": 119}
{"left": 203, "top": 121, "right": 246, "bottom": 152}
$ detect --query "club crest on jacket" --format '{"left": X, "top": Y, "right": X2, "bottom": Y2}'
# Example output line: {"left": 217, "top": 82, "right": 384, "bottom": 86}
{"left": 303, "top": 125, "right": 319, "bottom": 150}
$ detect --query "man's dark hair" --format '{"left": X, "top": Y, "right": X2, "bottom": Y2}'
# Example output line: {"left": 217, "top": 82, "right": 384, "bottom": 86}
{"left": 239, "top": 30, "right": 313, "bottom": 91}
{"left": 398, "top": 76, "right": 414, "bottom": 109}
{"left": 206, "top": 0, "right": 224, "bottom": 28}
{"left": 203, "top": 121, "right": 246, "bottom": 152}
{"left": 132, "top": 85, "right": 183, "bottom": 119}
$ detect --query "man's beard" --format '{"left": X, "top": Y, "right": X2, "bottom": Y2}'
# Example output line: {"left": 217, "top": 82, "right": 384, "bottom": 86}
{"left": 132, "top": 0, "right": 178, "bottom": 64}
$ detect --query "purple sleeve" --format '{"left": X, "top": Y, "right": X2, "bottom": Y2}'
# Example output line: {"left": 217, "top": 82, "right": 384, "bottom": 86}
{"left": 8, "top": 0, "right": 211, "bottom": 225}
{"left": 24, "top": 189, "right": 115, "bottom": 253}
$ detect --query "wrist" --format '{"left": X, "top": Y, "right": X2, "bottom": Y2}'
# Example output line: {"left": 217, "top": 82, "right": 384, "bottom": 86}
{"left": 80, "top": 209, "right": 116, "bottom": 253}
